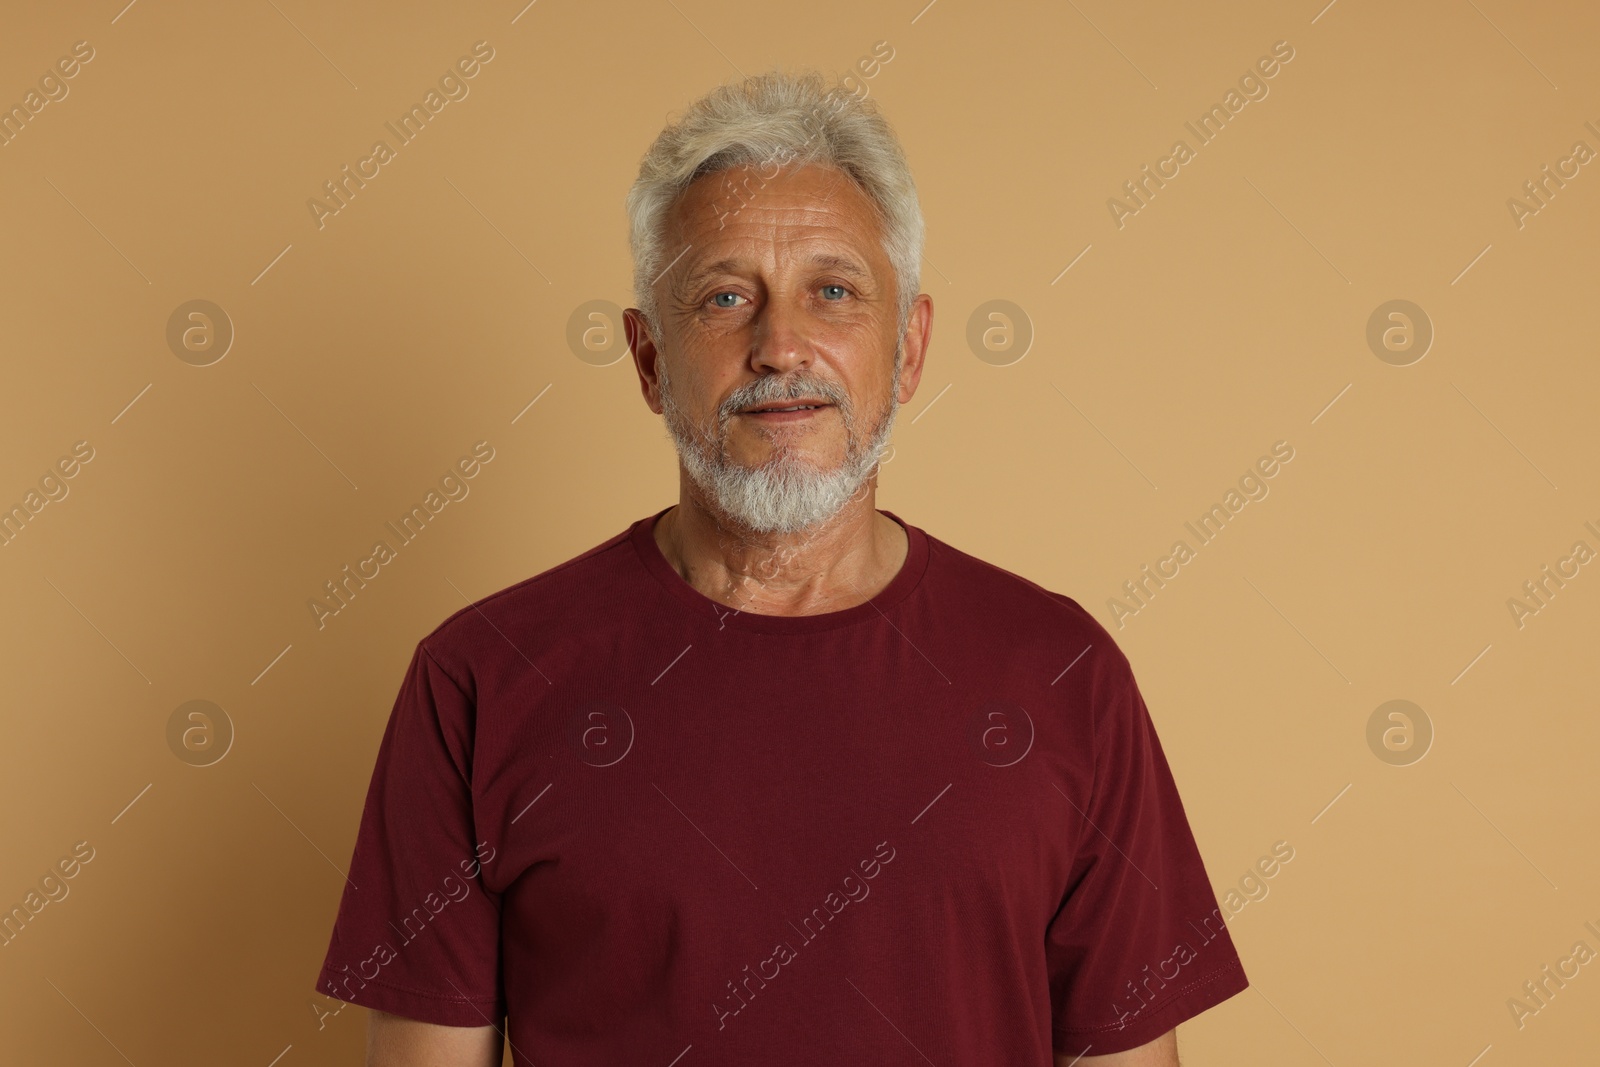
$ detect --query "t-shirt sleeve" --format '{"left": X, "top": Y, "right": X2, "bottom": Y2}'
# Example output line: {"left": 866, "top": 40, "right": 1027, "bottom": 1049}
{"left": 314, "top": 639, "right": 506, "bottom": 1026}
{"left": 1045, "top": 646, "right": 1248, "bottom": 1056}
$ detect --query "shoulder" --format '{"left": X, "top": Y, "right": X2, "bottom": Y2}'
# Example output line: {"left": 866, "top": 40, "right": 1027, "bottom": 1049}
{"left": 918, "top": 523, "right": 1137, "bottom": 686}
{"left": 417, "top": 518, "right": 639, "bottom": 668}
{"left": 918, "top": 525, "right": 1105, "bottom": 637}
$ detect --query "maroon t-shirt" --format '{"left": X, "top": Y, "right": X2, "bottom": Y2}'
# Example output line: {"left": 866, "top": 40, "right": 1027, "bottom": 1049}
{"left": 316, "top": 506, "right": 1248, "bottom": 1062}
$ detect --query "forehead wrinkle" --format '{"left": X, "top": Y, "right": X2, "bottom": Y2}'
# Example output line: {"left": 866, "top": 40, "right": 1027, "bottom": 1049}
{"left": 679, "top": 247, "right": 875, "bottom": 296}
{"left": 665, "top": 168, "right": 888, "bottom": 300}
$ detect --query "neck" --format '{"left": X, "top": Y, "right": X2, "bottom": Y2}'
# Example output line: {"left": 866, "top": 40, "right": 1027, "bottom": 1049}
{"left": 653, "top": 473, "right": 908, "bottom": 617}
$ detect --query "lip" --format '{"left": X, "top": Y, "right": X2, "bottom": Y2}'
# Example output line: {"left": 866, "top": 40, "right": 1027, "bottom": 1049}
{"left": 738, "top": 401, "right": 832, "bottom": 422}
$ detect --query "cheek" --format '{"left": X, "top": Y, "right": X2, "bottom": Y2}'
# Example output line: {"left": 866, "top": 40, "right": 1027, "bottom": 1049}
{"left": 669, "top": 355, "right": 739, "bottom": 421}
{"left": 841, "top": 331, "right": 900, "bottom": 404}
{"left": 818, "top": 317, "right": 889, "bottom": 365}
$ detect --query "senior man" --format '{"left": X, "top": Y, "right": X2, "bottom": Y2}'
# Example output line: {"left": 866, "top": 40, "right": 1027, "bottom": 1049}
{"left": 317, "top": 70, "right": 1248, "bottom": 1066}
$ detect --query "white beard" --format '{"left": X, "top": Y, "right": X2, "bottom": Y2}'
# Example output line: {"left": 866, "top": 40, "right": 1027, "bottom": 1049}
{"left": 657, "top": 351, "right": 900, "bottom": 536}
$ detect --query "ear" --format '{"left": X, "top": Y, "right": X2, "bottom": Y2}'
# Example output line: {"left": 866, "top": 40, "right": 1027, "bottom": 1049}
{"left": 625, "top": 308, "right": 665, "bottom": 415}
{"left": 894, "top": 293, "right": 933, "bottom": 404}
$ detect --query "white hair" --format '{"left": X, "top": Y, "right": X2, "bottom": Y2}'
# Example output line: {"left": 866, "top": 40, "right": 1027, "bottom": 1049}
{"left": 625, "top": 68, "right": 924, "bottom": 340}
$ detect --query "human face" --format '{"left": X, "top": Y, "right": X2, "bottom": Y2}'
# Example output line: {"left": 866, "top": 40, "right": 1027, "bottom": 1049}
{"left": 631, "top": 162, "right": 920, "bottom": 534}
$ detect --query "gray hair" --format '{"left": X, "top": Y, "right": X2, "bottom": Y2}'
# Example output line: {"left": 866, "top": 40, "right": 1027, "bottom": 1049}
{"left": 626, "top": 68, "right": 924, "bottom": 342}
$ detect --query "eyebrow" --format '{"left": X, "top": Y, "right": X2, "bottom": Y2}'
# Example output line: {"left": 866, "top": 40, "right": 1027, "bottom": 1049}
{"left": 679, "top": 252, "right": 874, "bottom": 294}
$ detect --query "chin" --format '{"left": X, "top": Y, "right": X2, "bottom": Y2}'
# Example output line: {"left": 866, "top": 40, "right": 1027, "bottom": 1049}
{"left": 730, "top": 435, "right": 847, "bottom": 471}
{"left": 696, "top": 458, "right": 869, "bottom": 535}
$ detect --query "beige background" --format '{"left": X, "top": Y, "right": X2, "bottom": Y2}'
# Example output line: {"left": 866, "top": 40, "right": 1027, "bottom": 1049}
{"left": 2, "top": 0, "right": 1597, "bottom": 1063}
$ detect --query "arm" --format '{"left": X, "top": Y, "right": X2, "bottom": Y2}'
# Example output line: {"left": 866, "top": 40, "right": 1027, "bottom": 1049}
{"left": 367, "top": 1010, "right": 502, "bottom": 1067}
{"left": 1057, "top": 1028, "right": 1178, "bottom": 1067}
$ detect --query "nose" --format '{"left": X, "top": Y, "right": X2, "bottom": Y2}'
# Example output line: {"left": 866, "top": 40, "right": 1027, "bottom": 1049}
{"left": 749, "top": 291, "right": 813, "bottom": 377}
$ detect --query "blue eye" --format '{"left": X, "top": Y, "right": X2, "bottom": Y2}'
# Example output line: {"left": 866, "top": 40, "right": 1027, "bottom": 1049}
{"left": 821, "top": 284, "right": 848, "bottom": 300}
{"left": 711, "top": 292, "right": 744, "bottom": 308}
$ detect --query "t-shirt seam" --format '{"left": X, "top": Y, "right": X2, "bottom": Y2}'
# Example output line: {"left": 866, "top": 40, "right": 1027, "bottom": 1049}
{"left": 633, "top": 511, "right": 933, "bottom": 634}
{"left": 418, "top": 640, "right": 473, "bottom": 702}
{"left": 1051, "top": 961, "right": 1244, "bottom": 1036}
{"left": 1070, "top": 598, "right": 1140, "bottom": 872}
{"left": 322, "top": 969, "right": 502, "bottom": 1006}
{"left": 425, "top": 529, "right": 633, "bottom": 643}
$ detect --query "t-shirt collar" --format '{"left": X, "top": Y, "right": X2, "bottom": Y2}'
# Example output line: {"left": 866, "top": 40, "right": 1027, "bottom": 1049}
{"left": 629, "top": 503, "right": 930, "bottom": 634}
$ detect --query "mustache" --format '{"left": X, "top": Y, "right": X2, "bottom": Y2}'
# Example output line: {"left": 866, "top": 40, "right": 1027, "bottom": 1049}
{"left": 719, "top": 375, "right": 849, "bottom": 421}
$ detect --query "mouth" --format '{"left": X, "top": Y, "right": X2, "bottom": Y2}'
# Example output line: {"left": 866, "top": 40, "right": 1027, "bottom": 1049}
{"left": 738, "top": 399, "right": 833, "bottom": 420}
